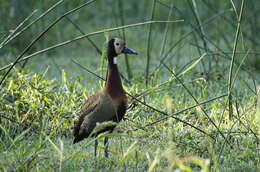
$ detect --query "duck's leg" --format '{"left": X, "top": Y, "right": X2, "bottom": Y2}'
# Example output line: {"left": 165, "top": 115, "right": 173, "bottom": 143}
{"left": 104, "top": 136, "right": 109, "bottom": 157}
{"left": 104, "top": 130, "right": 113, "bottom": 157}
{"left": 94, "top": 137, "right": 98, "bottom": 157}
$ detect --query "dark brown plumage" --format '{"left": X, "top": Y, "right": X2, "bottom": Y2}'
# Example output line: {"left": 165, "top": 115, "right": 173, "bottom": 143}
{"left": 73, "top": 38, "right": 137, "bottom": 157}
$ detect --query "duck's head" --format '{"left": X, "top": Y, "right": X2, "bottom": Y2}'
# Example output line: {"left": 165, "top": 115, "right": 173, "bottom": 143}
{"left": 107, "top": 38, "right": 138, "bottom": 58}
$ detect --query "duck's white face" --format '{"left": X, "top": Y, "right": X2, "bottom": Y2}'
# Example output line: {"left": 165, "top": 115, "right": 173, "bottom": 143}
{"left": 113, "top": 38, "right": 125, "bottom": 55}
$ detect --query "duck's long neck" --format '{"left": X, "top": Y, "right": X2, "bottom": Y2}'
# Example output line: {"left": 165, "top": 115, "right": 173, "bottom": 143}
{"left": 105, "top": 57, "right": 124, "bottom": 98}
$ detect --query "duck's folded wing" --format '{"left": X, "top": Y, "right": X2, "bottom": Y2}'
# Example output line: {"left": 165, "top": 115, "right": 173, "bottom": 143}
{"left": 73, "top": 93, "right": 101, "bottom": 140}
{"left": 73, "top": 93, "right": 117, "bottom": 143}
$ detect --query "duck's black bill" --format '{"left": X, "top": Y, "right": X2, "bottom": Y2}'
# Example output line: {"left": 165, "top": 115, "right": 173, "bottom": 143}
{"left": 122, "top": 47, "right": 138, "bottom": 55}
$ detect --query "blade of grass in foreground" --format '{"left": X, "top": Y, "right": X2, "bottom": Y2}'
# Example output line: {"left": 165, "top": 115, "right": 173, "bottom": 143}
{"left": 116, "top": 141, "right": 138, "bottom": 168}
{"left": 178, "top": 53, "right": 207, "bottom": 76}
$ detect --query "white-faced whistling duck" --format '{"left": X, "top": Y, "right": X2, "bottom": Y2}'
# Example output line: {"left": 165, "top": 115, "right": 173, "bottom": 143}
{"left": 73, "top": 38, "right": 138, "bottom": 157}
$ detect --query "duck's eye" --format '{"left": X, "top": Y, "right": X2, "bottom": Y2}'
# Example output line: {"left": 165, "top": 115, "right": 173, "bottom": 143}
{"left": 116, "top": 43, "right": 120, "bottom": 46}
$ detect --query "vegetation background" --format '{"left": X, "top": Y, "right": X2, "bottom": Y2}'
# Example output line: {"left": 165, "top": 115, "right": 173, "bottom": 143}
{"left": 0, "top": 0, "right": 259, "bottom": 171}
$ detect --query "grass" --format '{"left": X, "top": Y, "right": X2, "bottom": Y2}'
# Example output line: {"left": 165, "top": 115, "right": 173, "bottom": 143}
{"left": 0, "top": 0, "right": 260, "bottom": 171}
{"left": 0, "top": 45, "right": 259, "bottom": 171}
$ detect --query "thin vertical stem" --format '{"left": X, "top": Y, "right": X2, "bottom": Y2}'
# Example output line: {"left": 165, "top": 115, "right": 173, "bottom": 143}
{"left": 145, "top": 0, "right": 156, "bottom": 87}
{"left": 150, "top": 2, "right": 175, "bottom": 76}
{"left": 159, "top": 3, "right": 173, "bottom": 58}
{"left": 228, "top": 0, "right": 245, "bottom": 119}
{"left": 189, "top": 0, "right": 209, "bottom": 71}
{"left": 118, "top": 0, "right": 132, "bottom": 80}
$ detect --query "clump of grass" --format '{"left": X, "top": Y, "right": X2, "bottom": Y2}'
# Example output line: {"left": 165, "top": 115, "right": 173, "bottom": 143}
{"left": 0, "top": 68, "right": 84, "bottom": 138}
